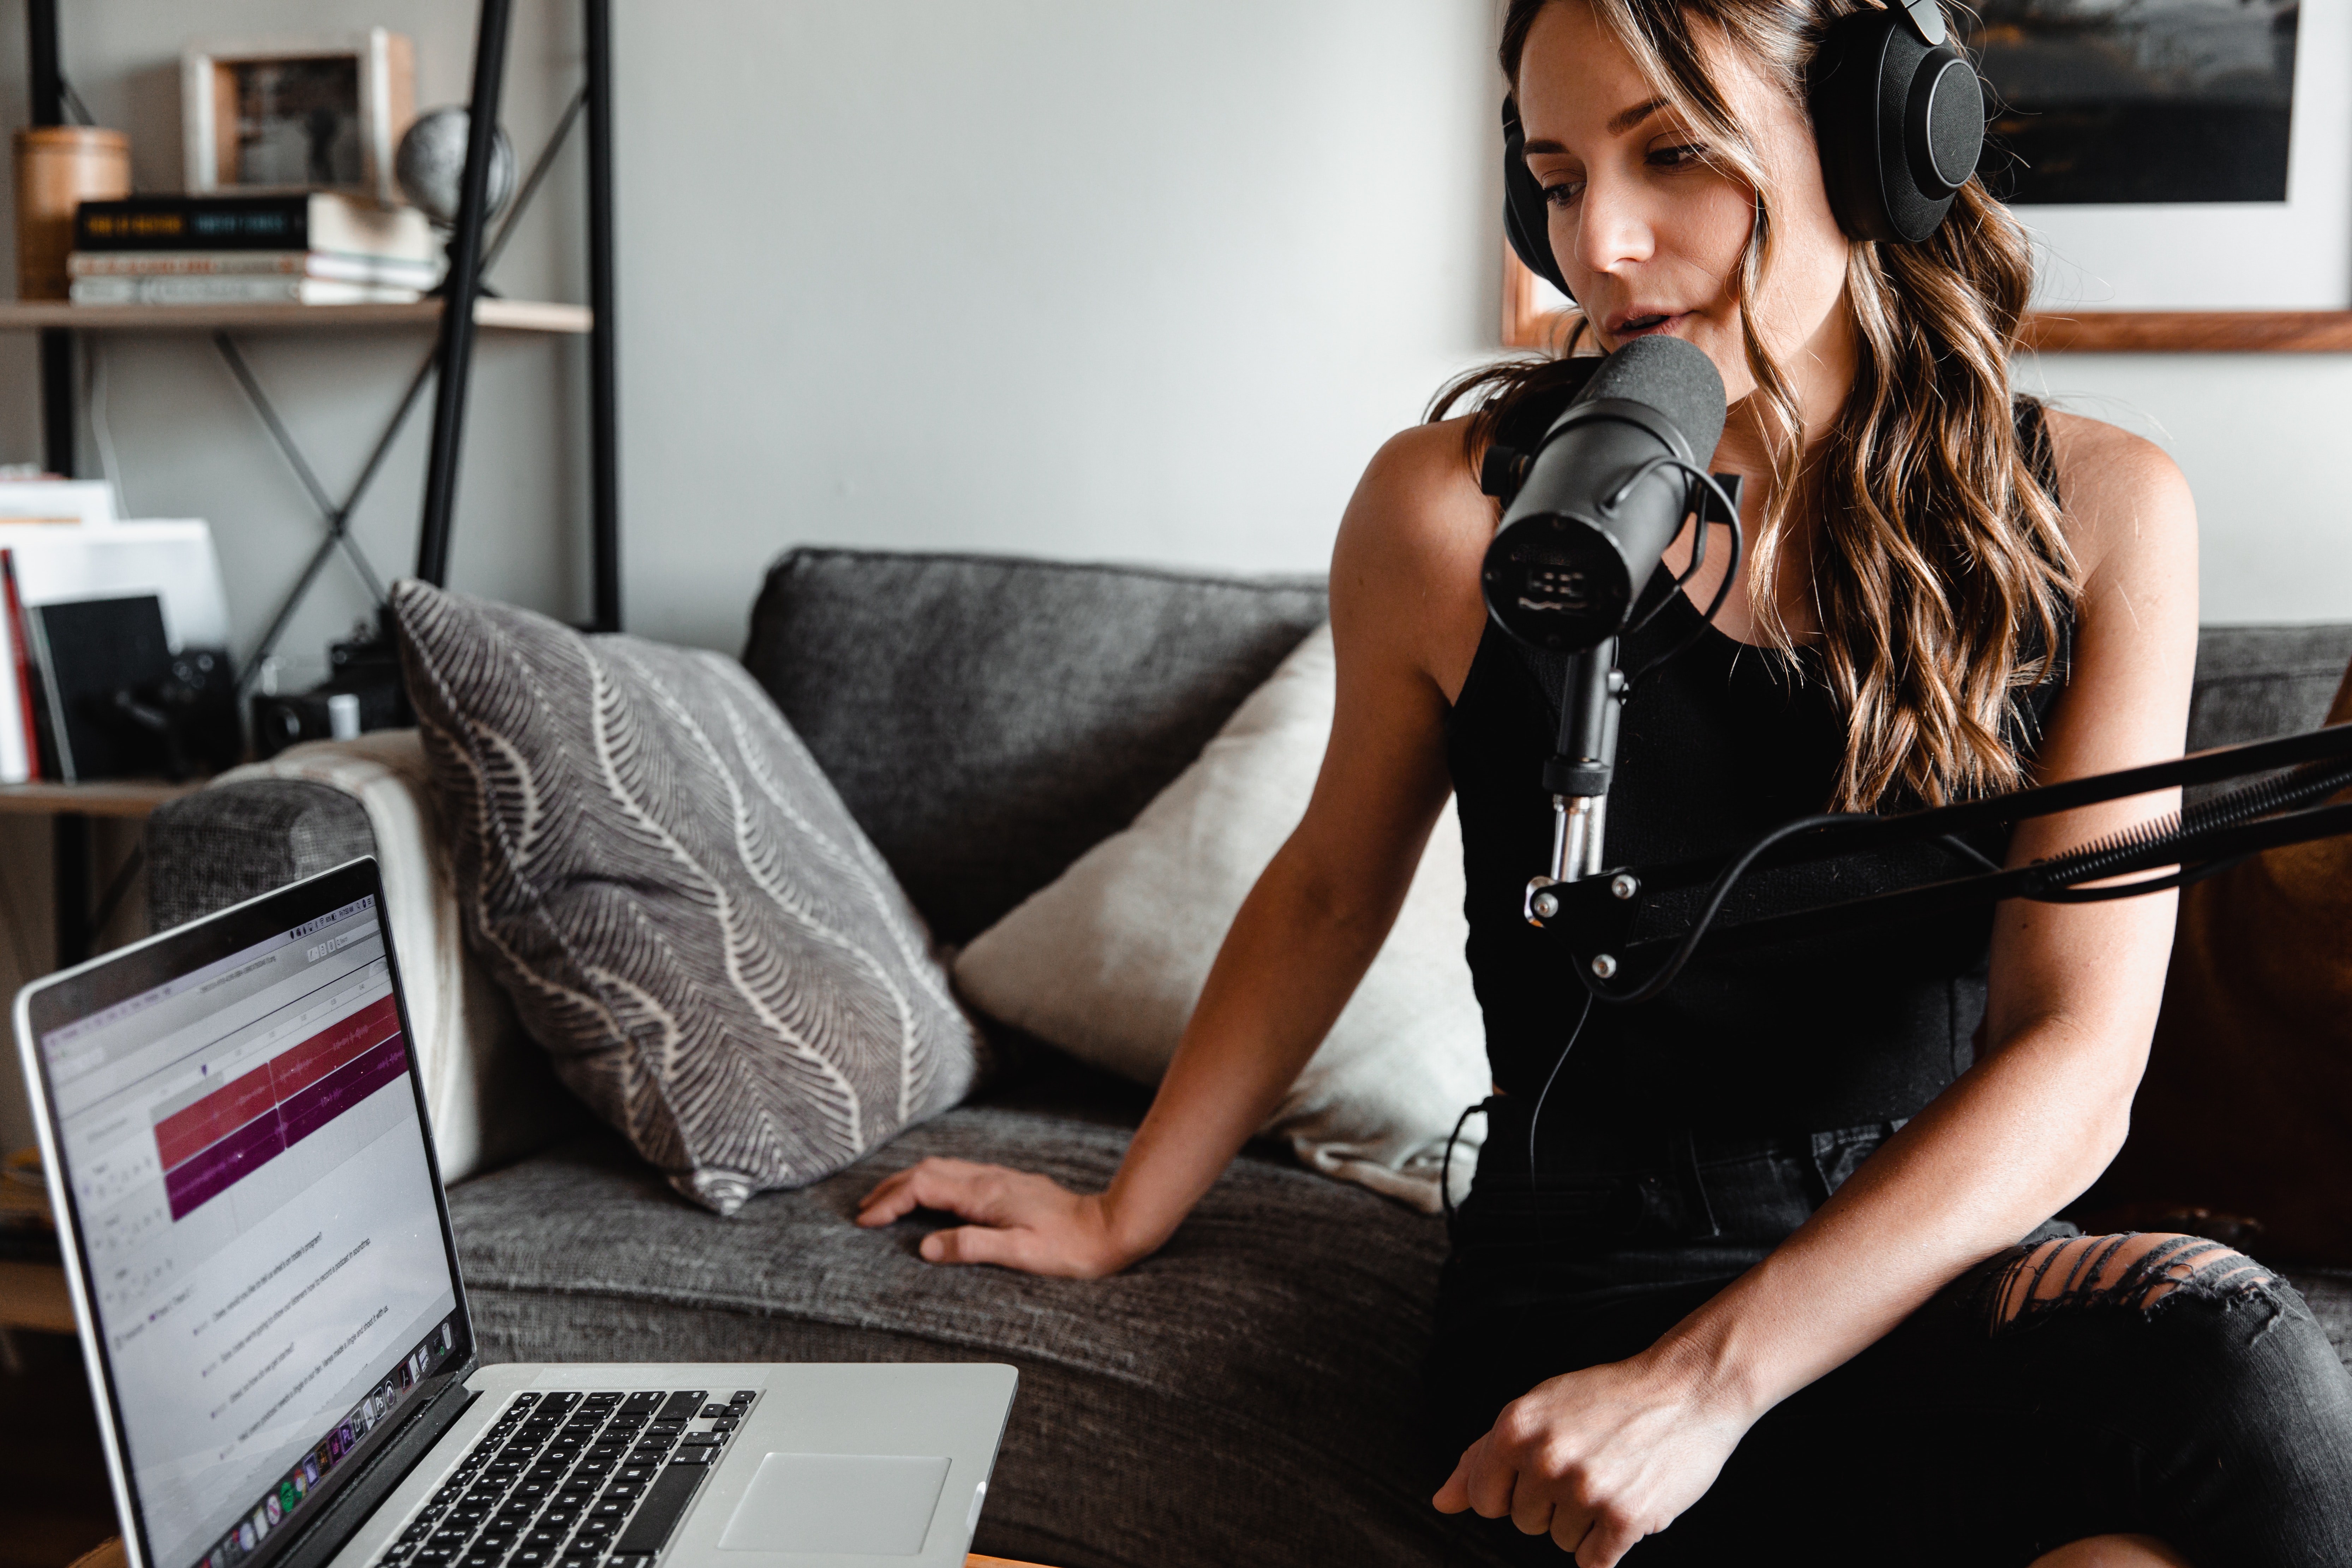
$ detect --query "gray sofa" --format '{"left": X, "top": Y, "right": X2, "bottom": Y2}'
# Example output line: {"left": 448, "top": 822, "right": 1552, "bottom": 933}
{"left": 146, "top": 549, "right": 2352, "bottom": 1568}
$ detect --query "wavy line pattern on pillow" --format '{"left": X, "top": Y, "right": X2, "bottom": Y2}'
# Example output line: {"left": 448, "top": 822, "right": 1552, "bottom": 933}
{"left": 392, "top": 580, "right": 980, "bottom": 1214}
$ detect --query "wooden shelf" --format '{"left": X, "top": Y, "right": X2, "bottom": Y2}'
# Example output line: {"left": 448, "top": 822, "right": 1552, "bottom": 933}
{"left": 0, "top": 778, "right": 201, "bottom": 817}
{"left": 0, "top": 298, "right": 591, "bottom": 333}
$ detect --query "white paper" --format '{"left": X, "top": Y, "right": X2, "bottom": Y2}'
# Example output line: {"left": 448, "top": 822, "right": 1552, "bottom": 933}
{"left": 0, "top": 520, "right": 233, "bottom": 651}
{"left": 0, "top": 479, "right": 118, "bottom": 528}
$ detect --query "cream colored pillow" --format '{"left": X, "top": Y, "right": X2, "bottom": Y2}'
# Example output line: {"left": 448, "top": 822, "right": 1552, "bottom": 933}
{"left": 213, "top": 731, "right": 564, "bottom": 1183}
{"left": 952, "top": 624, "right": 1487, "bottom": 1212}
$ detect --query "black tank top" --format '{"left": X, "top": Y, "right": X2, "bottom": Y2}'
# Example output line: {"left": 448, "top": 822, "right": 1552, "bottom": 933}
{"left": 1446, "top": 386, "right": 2067, "bottom": 1148}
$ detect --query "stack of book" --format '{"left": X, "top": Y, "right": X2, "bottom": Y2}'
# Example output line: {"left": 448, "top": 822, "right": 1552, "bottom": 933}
{"left": 68, "top": 192, "right": 439, "bottom": 306}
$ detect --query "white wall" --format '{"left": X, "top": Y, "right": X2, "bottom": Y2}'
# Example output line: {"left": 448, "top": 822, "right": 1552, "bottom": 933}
{"left": 606, "top": 0, "right": 1502, "bottom": 650}
{"left": 1, "top": 1, "right": 2350, "bottom": 1154}
{"left": 2018, "top": 353, "right": 2352, "bottom": 624}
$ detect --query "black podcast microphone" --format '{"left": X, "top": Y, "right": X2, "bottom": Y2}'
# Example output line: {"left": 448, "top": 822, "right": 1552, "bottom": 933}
{"left": 1480, "top": 333, "right": 1729, "bottom": 654}
{"left": 1478, "top": 335, "right": 1731, "bottom": 913}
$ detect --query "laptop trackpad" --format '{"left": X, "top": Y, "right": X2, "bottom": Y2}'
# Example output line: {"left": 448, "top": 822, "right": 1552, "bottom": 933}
{"left": 717, "top": 1452, "right": 952, "bottom": 1556}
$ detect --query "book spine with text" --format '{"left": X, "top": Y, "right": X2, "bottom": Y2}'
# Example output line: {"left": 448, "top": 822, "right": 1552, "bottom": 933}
{"left": 75, "top": 194, "right": 433, "bottom": 262}
{"left": 77, "top": 195, "right": 317, "bottom": 251}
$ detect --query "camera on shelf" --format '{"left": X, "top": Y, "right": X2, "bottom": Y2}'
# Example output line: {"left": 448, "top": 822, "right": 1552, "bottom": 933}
{"left": 250, "top": 614, "right": 411, "bottom": 760}
{"left": 93, "top": 645, "right": 243, "bottom": 782}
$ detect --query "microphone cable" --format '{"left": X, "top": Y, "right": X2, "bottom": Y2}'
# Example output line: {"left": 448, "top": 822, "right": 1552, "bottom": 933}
{"left": 1527, "top": 988, "right": 1596, "bottom": 1196}
{"left": 1617, "top": 461, "right": 1747, "bottom": 692}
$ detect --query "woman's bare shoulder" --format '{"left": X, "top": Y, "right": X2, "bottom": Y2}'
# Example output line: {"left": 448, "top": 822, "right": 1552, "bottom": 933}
{"left": 1329, "top": 416, "right": 1495, "bottom": 701}
{"left": 2039, "top": 407, "right": 2196, "bottom": 586}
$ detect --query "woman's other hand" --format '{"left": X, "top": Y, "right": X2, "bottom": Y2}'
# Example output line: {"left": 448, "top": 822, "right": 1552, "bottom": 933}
{"left": 856, "top": 1156, "right": 1137, "bottom": 1279}
{"left": 1433, "top": 1349, "right": 1752, "bottom": 1567}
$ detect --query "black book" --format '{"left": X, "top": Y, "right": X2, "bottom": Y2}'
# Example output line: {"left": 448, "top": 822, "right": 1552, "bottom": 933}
{"left": 25, "top": 594, "right": 175, "bottom": 783}
{"left": 73, "top": 192, "right": 433, "bottom": 261}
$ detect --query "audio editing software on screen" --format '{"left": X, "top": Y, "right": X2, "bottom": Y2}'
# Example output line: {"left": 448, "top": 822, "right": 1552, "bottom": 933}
{"left": 42, "top": 898, "right": 460, "bottom": 1568}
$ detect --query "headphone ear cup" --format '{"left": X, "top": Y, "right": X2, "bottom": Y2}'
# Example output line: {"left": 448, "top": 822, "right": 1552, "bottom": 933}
{"left": 1807, "top": 7, "right": 1983, "bottom": 244}
{"left": 1501, "top": 96, "right": 1575, "bottom": 303}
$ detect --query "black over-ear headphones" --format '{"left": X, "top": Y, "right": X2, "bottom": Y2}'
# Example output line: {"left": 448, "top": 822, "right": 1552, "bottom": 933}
{"left": 1502, "top": 0, "right": 1986, "bottom": 301}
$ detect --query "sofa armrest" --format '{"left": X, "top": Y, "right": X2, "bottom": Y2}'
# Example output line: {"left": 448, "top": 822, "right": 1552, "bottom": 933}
{"left": 143, "top": 734, "right": 577, "bottom": 1181}
{"left": 147, "top": 778, "right": 376, "bottom": 932}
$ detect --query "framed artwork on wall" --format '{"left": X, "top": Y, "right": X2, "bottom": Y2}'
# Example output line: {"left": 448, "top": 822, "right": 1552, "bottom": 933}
{"left": 1506, "top": 0, "right": 2352, "bottom": 353}
{"left": 181, "top": 30, "right": 416, "bottom": 207}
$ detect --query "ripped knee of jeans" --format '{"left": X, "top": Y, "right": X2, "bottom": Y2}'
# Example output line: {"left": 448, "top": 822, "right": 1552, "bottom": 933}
{"left": 1988, "top": 1232, "right": 2276, "bottom": 1333}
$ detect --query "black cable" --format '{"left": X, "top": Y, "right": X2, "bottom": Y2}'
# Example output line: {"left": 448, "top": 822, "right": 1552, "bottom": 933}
{"left": 1439, "top": 1100, "right": 1488, "bottom": 1227}
{"left": 1527, "top": 989, "right": 1594, "bottom": 1192}
{"left": 1936, "top": 833, "right": 2001, "bottom": 872}
{"left": 1619, "top": 475, "right": 1714, "bottom": 641}
{"left": 1572, "top": 811, "right": 1858, "bottom": 1003}
{"left": 1622, "top": 462, "right": 1746, "bottom": 691}
{"left": 1517, "top": 988, "right": 1596, "bottom": 1295}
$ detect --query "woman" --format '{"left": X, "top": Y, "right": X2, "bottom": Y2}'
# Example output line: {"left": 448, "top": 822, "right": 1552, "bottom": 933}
{"left": 858, "top": 2, "right": 2352, "bottom": 1563}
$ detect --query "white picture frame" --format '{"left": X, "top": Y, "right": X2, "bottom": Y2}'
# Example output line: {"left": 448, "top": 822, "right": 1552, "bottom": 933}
{"left": 1507, "top": 3, "right": 2352, "bottom": 354}
{"left": 181, "top": 30, "right": 415, "bottom": 207}
{"left": 1986, "top": 1, "right": 2348, "bottom": 313}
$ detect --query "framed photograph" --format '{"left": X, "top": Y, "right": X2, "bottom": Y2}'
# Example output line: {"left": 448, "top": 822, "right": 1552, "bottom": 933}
{"left": 1506, "top": 1, "right": 2352, "bottom": 353}
{"left": 182, "top": 30, "right": 415, "bottom": 207}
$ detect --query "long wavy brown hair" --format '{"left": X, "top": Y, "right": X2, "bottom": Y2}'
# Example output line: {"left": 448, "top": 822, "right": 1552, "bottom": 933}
{"left": 1436, "top": 0, "right": 2077, "bottom": 811}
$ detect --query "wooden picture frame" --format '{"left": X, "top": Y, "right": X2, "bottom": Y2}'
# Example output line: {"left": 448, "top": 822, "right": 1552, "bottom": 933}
{"left": 1501, "top": 249, "right": 2352, "bottom": 354}
{"left": 182, "top": 31, "right": 415, "bottom": 207}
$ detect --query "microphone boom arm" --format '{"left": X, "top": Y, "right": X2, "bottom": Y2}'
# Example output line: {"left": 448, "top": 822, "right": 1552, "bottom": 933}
{"left": 1528, "top": 721, "right": 2352, "bottom": 1004}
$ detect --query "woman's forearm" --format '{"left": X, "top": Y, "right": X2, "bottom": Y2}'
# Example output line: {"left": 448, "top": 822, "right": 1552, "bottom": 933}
{"left": 1644, "top": 1009, "right": 2147, "bottom": 1422}
{"left": 1098, "top": 834, "right": 1419, "bottom": 1261}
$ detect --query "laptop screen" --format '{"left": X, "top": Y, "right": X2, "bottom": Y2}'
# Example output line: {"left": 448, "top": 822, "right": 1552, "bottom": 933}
{"left": 33, "top": 885, "right": 466, "bottom": 1568}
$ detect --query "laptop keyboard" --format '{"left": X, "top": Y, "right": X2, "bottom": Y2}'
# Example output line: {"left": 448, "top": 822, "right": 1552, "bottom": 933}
{"left": 376, "top": 1388, "right": 756, "bottom": 1568}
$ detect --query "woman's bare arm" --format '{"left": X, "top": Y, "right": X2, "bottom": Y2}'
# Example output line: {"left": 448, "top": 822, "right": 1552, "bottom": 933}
{"left": 856, "top": 422, "right": 1494, "bottom": 1275}
{"left": 1438, "top": 413, "right": 2200, "bottom": 1563}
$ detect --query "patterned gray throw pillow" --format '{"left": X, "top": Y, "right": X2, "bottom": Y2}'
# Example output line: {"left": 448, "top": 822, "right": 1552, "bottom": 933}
{"left": 390, "top": 580, "right": 982, "bottom": 1214}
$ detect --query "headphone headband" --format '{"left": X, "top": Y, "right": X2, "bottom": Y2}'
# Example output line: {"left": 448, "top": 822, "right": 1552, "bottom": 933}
{"left": 1893, "top": 0, "right": 1947, "bottom": 46}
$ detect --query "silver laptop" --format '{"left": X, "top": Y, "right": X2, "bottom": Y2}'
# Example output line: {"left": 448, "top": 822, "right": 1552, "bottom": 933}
{"left": 15, "top": 858, "right": 1016, "bottom": 1568}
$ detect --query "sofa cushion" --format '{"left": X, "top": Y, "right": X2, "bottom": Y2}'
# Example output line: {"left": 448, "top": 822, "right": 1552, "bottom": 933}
{"left": 393, "top": 580, "right": 983, "bottom": 1215}
{"left": 445, "top": 1060, "right": 1495, "bottom": 1568}
{"left": 2186, "top": 623, "right": 2352, "bottom": 752}
{"left": 954, "top": 624, "right": 1490, "bottom": 1213}
{"left": 740, "top": 549, "right": 1328, "bottom": 945}
{"left": 444, "top": 1060, "right": 2352, "bottom": 1568}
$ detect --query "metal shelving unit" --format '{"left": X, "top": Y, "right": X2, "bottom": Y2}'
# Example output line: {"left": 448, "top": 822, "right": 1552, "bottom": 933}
{"left": 11, "top": 0, "right": 622, "bottom": 969}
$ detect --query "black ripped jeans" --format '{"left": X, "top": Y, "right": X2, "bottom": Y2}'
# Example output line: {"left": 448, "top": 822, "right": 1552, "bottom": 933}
{"left": 1426, "top": 1108, "right": 2352, "bottom": 1567}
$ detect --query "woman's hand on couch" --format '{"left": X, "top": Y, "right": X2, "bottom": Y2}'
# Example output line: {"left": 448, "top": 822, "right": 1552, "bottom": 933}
{"left": 856, "top": 1157, "right": 1138, "bottom": 1278}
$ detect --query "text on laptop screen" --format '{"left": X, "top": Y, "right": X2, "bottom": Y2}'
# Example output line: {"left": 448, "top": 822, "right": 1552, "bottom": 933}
{"left": 41, "top": 895, "right": 461, "bottom": 1568}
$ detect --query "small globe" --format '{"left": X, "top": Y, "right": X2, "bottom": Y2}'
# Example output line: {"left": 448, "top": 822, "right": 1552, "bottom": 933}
{"left": 395, "top": 106, "right": 517, "bottom": 227}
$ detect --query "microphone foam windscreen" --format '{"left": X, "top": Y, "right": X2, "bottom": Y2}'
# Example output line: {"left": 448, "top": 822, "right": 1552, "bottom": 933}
{"left": 1574, "top": 334, "right": 1728, "bottom": 464}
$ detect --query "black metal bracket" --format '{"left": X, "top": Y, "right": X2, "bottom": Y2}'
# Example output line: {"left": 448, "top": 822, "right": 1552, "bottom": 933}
{"left": 217, "top": 334, "right": 438, "bottom": 699}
